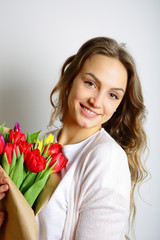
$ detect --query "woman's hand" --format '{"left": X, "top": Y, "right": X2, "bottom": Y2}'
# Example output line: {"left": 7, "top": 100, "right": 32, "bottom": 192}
{"left": 0, "top": 168, "right": 9, "bottom": 227}
{"left": 0, "top": 126, "right": 10, "bottom": 227}
{"left": 0, "top": 168, "right": 9, "bottom": 200}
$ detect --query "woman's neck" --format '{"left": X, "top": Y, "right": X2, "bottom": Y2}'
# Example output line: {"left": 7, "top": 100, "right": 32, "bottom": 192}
{"left": 58, "top": 123, "right": 101, "bottom": 146}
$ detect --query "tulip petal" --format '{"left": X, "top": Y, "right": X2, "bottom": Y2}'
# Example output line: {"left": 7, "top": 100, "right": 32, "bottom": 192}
{"left": 35, "top": 155, "right": 52, "bottom": 182}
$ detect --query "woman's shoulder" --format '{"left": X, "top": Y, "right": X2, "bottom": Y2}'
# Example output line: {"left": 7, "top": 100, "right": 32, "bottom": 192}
{"left": 82, "top": 128, "right": 131, "bottom": 197}
{"left": 89, "top": 128, "right": 127, "bottom": 160}
{"left": 89, "top": 128, "right": 130, "bottom": 176}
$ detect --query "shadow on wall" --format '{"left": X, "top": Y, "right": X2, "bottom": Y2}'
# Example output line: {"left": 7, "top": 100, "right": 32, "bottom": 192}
{"left": 0, "top": 73, "right": 49, "bottom": 133}
{"left": 0, "top": 77, "right": 31, "bottom": 132}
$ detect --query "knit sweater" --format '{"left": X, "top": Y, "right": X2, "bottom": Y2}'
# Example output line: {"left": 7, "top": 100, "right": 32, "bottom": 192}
{"left": 36, "top": 128, "right": 131, "bottom": 240}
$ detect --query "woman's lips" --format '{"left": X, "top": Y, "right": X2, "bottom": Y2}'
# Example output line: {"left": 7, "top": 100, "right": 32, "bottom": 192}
{"left": 80, "top": 104, "right": 100, "bottom": 118}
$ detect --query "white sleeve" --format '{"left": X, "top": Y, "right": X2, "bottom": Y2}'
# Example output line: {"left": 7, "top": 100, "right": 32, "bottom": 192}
{"left": 75, "top": 142, "right": 131, "bottom": 240}
{"left": 76, "top": 188, "right": 129, "bottom": 240}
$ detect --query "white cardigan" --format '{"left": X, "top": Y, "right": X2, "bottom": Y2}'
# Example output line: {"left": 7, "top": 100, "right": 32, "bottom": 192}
{"left": 36, "top": 128, "right": 131, "bottom": 240}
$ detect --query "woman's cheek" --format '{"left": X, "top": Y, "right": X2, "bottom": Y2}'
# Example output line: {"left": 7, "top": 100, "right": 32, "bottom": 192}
{"left": 103, "top": 102, "right": 116, "bottom": 117}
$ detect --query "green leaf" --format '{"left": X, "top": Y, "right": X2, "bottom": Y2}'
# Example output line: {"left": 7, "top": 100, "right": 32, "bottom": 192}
{"left": 9, "top": 167, "right": 15, "bottom": 179}
{"left": 42, "top": 142, "right": 51, "bottom": 158}
{"left": 43, "top": 135, "right": 46, "bottom": 148}
{"left": 9, "top": 149, "right": 17, "bottom": 175}
{"left": 27, "top": 131, "right": 41, "bottom": 144}
{"left": 33, "top": 132, "right": 40, "bottom": 150}
{"left": 11, "top": 154, "right": 24, "bottom": 188}
{"left": 0, "top": 123, "right": 9, "bottom": 143}
{"left": 24, "top": 174, "right": 50, "bottom": 207}
{"left": 0, "top": 123, "right": 6, "bottom": 133}
{"left": 17, "top": 146, "right": 21, "bottom": 159}
{"left": 2, "top": 153, "right": 10, "bottom": 175}
{"left": 41, "top": 135, "right": 46, "bottom": 154}
{"left": 42, "top": 159, "right": 57, "bottom": 179}
{"left": 23, "top": 169, "right": 27, "bottom": 179}
{"left": 20, "top": 172, "right": 37, "bottom": 194}
{"left": 27, "top": 132, "right": 32, "bottom": 144}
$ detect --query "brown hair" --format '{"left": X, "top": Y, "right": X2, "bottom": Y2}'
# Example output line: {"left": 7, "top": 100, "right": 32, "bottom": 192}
{"left": 49, "top": 37, "right": 148, "bottom": 238}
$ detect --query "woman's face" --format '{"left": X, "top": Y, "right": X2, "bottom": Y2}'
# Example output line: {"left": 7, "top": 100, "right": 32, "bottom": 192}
{"left": 66, "top": 54, "right": 128, "bottom": 132}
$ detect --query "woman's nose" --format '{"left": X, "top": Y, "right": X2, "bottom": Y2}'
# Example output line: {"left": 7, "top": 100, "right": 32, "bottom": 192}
{"left": 89, "top": 94, "right": 103, "bottom": 108}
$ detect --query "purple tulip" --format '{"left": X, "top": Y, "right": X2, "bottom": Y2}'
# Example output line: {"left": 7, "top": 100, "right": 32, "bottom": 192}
{"left": 14, "top": 122, "right": 22, "bottom": 133}
{"left": 0, "top": 133, "right": 5, "bottom": 154}
{"left": 32, "top": 142, "right": 39, "bottom": 149}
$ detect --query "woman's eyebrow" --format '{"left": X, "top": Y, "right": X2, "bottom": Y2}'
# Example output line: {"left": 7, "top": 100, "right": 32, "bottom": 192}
{"left": 110, "top": 87, "right": 125, "bottom": 93}
{"left": 84, "top": 72, "right": 101, "bottom": 83}
{"left": 84, "top": 72, "right": 125, "bottom": 93}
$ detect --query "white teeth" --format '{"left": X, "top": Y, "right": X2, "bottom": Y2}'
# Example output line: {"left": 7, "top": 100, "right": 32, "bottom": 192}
{"left": 83, "top": 107, "right": 97, "bottom": 115}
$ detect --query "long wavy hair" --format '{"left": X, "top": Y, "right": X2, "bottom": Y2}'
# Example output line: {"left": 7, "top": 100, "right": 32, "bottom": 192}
{"left": 49, "top": 37, "right": 148, "bottom": 238}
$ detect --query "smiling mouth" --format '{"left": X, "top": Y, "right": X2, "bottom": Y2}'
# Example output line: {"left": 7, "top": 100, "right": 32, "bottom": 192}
{"left": 80, "top": 104, "right": 99, "bottom": 116}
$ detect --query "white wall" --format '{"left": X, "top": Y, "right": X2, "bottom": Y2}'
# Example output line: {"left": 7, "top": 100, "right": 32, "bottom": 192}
{"left": 0, "top": 0, "right": 159, "bottom": 239}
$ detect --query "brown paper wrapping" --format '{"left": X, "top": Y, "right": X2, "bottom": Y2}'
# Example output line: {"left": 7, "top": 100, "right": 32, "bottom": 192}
{"left": 0, "top": 166, "right": 61, "bottom": 240}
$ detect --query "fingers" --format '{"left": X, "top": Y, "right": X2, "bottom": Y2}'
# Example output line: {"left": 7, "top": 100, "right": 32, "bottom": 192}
{"left": 0, "top": 170, "right": 8, "bottom": 227}
{"left": 0, "top": 211, "right": 5, "bottom": 227}
{"left": 0, "top": 176, "right": 9, "bottom": 185}
{"left": 0, "top": 174, "right": 9, "bottom": 200}
{"left": 0, "top": 183, "right": 9, "bottom": 198}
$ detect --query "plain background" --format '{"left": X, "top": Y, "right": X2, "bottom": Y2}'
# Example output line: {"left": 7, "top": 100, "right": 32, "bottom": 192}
{"left": 0, "top": 0, "right": 159, "bottom": 239}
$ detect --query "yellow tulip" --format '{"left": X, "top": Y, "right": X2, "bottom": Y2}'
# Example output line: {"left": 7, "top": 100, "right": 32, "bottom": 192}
{"left": 38, "top": 140, "right": 43, "bottom": 152}
{"left": 46, "top": 134, "right": 54, "bottom": 145}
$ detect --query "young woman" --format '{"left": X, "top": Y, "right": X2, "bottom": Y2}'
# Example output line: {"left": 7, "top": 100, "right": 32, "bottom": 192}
{"left": 0, "top": 37, "right": 147, "bottom": 239}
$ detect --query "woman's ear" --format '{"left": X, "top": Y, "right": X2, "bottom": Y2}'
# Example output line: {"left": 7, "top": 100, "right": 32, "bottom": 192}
{"left": 66, "top": 85, "right": 72, "bottom": 96}
{"left": 66, "top": 89, "right": 69, "bottom": 96}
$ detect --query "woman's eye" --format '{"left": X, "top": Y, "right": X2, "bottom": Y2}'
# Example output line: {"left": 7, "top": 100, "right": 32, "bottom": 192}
{"left": 85, "top": 81, "right": 95, "bottom": 87}
{"left": 110, "top": 93, "right": 118, "bottom": 99}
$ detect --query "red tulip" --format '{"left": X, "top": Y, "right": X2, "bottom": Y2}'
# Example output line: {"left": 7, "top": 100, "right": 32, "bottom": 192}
{"left": 49, "top": 152, "right": 68, "bottom": 173}
{"left": 25, "top": 149, "right": 46, "bottom": 173}
{"left": 3, "top": 142, "right": 17, "bottom": 165}
{"left": 18, "top": 141, "right": 32, "bottom": 161}
{"left": 9, "top": 129, "right": 26, "bottom": 145}
{"left": 43, "top": 142, "right": 62, "bottom": 157}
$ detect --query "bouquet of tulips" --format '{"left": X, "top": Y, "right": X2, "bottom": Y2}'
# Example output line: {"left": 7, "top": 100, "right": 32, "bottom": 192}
{"left": 0, "top": 122, "right": 68, "bottom": 240}
{"left": 0, "top": 122, "right": 67, "bottom": 207}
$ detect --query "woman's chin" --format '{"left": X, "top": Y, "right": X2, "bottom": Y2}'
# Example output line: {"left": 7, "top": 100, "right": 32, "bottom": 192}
{"left": 77, "top": 118, "right": 98, "bottom": 130}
